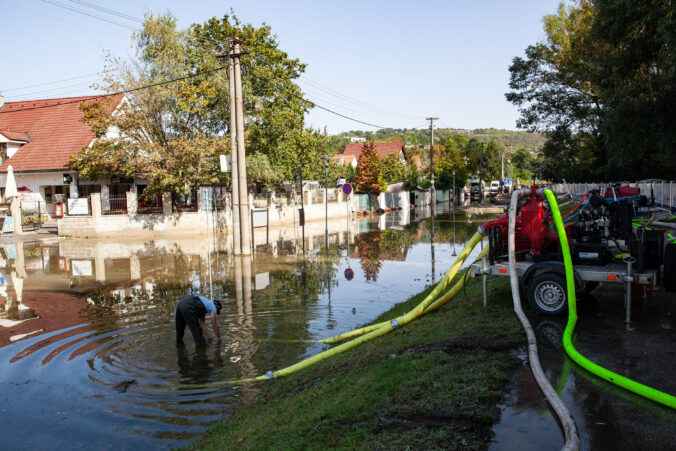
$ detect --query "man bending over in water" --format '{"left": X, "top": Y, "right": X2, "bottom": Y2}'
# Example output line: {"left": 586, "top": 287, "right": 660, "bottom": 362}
{"left": 175, "top": 295, "right": 222, "bottom": 347}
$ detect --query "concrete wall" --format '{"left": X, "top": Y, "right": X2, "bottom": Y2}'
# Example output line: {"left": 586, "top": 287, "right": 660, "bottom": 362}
{"left": 58, "top": 191, "right": 360, "bottom": 238}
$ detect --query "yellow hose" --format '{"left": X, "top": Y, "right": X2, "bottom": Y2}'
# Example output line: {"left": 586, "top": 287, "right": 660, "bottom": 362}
{"left": 321, "top": 231, "right": 484, "bottom": 344}
{"left": 233, "top": 231, "right": 485, "bottom": 383}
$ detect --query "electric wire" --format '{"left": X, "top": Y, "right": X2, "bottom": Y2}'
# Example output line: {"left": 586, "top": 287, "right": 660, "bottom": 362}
{"left": 2, "top": 72, "right": 108, "bottom": 92}
{"left": 0, "top": 66, "right": 227, "bottom": 114}
{"left": 298, "top": 76, "right": 422, "bottom": 120}
{"left": 41, "top": 0, "right": 138, "bottom": 30}
{"left": 69, "top": 0, "right": 144, "bottom": 23}
{"left": 0, "top": 0, "right": 127, "bottom": 38}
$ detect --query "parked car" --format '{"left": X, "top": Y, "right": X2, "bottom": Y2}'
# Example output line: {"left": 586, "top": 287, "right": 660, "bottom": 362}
{"left": 489, "top": 181, "right": 501, "bottom": 194}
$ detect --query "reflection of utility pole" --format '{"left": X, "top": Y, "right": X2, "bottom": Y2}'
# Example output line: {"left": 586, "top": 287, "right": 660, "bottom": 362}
{"left": 228, "top": 38, "right": 251, "bottom": 255}
{"left": 426, "top": 117, "right": 438, "bottom": 216}
{"left": 430, "top": 215, "right": 436, "bottom": 283}
{"left": 323, "top": 156, "right": 330, "bottom": 251}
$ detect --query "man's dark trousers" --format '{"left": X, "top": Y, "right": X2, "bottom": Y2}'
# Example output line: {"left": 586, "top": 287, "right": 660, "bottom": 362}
{"left": 176, "top": 295, "right": 207, "bottom": 347}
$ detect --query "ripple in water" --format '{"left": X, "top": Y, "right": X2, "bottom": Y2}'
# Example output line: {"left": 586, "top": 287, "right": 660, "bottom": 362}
{"left": 0, "top": 313, "right": 257, "bottom": 450}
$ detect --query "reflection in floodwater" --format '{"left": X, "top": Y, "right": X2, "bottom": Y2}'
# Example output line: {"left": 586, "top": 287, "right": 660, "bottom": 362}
{"left": 0, "top": 208, "right": 491, "bottom": 449}
{"left": 491, "top": 290, "right": 676, "bottom": 450}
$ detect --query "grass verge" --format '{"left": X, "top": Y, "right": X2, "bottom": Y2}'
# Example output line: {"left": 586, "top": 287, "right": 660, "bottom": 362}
{"left": 191, "top": 277, "right": 523, "bottom": 450}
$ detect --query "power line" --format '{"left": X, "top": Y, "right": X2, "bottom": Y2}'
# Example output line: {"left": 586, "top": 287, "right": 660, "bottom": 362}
{"left": 41, "top": 0, "right": 138, "bottom": 30}
{"left": 0, "top": 66, "right": 227, "bottom": 114}
{"left": 299, "top": 76, "right": 422, "bottom": 120}
{"left": 69, "top": 0, "right": 144, "bottom": 23}
{"left": 1, "top": 0, "right": 128, "bottom": 38}
{"left": 2, "top": 72, "right": 107, "bottom": 92}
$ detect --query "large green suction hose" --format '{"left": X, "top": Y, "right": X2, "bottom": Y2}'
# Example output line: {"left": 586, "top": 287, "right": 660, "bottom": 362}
{"left": 508, "top": 190, "right": 580, "bottom": 451}
{"left": 234, "top": 230, "right": 486, "bottom": 383}
{"left": 545, "top": 189, "right": 676, "bottom": 410}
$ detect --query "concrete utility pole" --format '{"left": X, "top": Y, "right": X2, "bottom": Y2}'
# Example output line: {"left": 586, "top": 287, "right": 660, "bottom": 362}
{"left": 426, "top": 117, "right": 438, "bottom": 216}
{"left": 229, "top": 38, "right": 251, "bottom": 255}
{"left": 227, "top": 48, "right": 241, "bottom": 255}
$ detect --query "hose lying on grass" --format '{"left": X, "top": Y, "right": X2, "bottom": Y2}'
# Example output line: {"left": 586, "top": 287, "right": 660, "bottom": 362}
{"left": 545, "top": 188, "right": 676, "bottom": 410}
{"left": 232, "top": 230, "right": 486, "bottom": 384}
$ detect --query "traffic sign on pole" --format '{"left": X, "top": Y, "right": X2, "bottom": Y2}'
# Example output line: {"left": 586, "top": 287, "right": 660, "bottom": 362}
{"left": 344, "top": 267, "right": 354, "bottom": 281}
{"left": 342, "top": 183, "right": 353, "bottom": 196}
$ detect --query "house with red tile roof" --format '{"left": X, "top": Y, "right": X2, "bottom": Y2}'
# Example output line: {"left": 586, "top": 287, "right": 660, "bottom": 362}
{"left": 342, "top": 141, "right": 409, "bottom": 166}
{"left": 0, "top": 94, "right": 126, "bottom": 216}
{"left": 332, "top": 153, "right": 357, "bottom": 168}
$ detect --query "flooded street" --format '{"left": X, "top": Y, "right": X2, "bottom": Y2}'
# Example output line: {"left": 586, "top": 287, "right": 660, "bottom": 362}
{"left": 2, "top": 205, "right": 675, "bottom": 449}
{"left": 0, "top": 207, "right": 492, "bottom": 449}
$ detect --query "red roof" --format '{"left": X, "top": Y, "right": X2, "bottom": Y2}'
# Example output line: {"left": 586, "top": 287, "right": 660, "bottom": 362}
{"left": 0, "top": 129, "right": 29, "bottom": 142}
{"left": 343, "top": 141, "right": 408, "bottom": 161}
{"left": 0, "top": 95, "right": 124, "bottom": 172}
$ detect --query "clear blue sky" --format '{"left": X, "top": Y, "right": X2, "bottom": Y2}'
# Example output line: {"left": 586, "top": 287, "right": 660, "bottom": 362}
{"left": 0, "top": 0, "right": 563, "bottom": 134}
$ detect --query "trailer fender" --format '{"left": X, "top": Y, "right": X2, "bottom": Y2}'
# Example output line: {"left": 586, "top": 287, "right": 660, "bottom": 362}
{"left": 520, "top": 261, "right": 586, "bottom": 292}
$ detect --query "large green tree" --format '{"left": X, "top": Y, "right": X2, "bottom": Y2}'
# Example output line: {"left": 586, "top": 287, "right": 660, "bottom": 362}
{"left": 71, "top": 12, "right": 331, "bottom": 197}
{"left": 591, "top": 0, "right": 676, "bottom": 178}
{"left": 505, "top": 1, "right": 600, "bottom": 182}
{"left": 506, "top": 0, "right": 675, "bottom": 181}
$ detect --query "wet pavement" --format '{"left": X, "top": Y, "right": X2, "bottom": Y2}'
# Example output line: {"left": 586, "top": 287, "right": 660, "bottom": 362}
{"left": 490, "top": 285, "right": 676, "bottom": 450}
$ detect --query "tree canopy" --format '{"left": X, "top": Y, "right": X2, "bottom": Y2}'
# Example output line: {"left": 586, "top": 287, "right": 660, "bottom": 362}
{"left": 506, "top": 0, "right": 675, "bottom": 181}
{"left": 70, "top": 12, "right": 333, "bottom": 198}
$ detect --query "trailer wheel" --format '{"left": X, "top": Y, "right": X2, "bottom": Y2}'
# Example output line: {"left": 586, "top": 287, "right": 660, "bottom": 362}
{"left": 528, "top": 272, "right": 568, "bottom": 315}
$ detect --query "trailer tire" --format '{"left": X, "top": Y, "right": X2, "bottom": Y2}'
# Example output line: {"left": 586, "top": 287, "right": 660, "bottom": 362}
{"left": 528, "top": 272, "right": 568, "bottom": 315}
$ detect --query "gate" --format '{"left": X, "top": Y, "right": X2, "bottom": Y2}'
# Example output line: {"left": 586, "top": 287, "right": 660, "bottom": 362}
{"left": 358, "top": 194, "right": 371, "bottom": 211}
{"left": 20, "top": 200, "right": 44, "bottom": 232}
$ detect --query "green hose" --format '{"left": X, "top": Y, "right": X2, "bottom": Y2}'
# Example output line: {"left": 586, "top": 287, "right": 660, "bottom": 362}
{"left": 544, "top": 189, "right": 676, "bottom": 410}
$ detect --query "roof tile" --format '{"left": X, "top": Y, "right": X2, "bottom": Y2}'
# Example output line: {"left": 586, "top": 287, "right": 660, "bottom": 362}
{"left": 0, "top": 95, "right": 124, "bottom": 172}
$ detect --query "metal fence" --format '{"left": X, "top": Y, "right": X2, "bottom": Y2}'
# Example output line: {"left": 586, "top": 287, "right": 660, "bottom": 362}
{"left": 550, "top": 180, "right": 675, "bottom": 210}
{"left": 102, "top": 194, "right": 128, "bottom": 215}
{"left": 20, "top": 200, "right": 45, "bottom": 231}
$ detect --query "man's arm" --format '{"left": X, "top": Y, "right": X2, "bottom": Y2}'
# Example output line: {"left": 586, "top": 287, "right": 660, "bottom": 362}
{"left": 210, "top": 313, "right": 221, "bottom": 342}
{"left": 198, "top": 317, "right": 213, "bottom": 341}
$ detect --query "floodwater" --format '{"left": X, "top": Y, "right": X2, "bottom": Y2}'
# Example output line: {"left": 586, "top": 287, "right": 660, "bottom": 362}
{"left": 490, "top": 284, "right": 676, "bottom": 450}
{"left": 0, "top": 206, "right": 494, "bottom": 449}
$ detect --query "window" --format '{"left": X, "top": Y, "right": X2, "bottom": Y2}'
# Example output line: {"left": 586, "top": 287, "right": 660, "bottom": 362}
{"left": 0, "top": 143, "right": 6, "bottom": 165}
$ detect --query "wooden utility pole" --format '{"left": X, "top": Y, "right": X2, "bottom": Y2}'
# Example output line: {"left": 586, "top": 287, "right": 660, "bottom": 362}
{"left": 227, "top": 46, "right": 241, "bottom": 255}
{"left": 426, "top": 117, "right": 438, "bottom": 216}
{"left": 229, "top": 38, "right": 251, "bottom": 255}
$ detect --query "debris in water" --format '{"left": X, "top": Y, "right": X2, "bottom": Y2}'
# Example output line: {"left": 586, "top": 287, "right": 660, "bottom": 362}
{"left": 113, "top": 380, "right": 137, "bottom": 393}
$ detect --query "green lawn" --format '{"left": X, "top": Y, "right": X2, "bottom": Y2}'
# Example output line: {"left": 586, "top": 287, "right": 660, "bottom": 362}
{"left": 191, "top": 278, "right": 523, "bottom": 450}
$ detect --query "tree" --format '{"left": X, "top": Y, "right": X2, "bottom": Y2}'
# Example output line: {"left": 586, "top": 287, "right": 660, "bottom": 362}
{"left": 591, "top": 0, "right": 676, "bottom": 179}
{"left": 505, "top": 1, "right": 602, "bottom": 181}
{"left": 354, "top": 142, "right": 385, "bottom": 194}
{"left": 506, "top": 0, "right": 676, "bottom": 181}
{"left": 511, "top": 147, "right": 536, "bottom": 180}
{"left": 380, "top": 153, "right": 408, "bottom": 184}
{"left": 70, "top": 11, "right": 320, "bottom": 196}
{"left": 404, "top": 163, "right": 420, "bottom": 191}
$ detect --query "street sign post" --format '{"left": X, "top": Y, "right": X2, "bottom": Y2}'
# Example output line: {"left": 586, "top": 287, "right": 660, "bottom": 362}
{"left": 344, "top": 267, "right": 354, "bottom": 281}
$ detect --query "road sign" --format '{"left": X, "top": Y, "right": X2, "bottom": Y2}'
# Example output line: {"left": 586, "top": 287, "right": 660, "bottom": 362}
{"left": 344, "top": 267, "right": 354, "bottom": 281}
{"left": 342, "top": 183, "right": 353, "bottom": 196}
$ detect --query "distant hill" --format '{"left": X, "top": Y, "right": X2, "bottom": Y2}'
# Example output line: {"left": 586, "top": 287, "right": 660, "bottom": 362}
{"left": 331, "top": 128, "right": 545, "bottom": 154}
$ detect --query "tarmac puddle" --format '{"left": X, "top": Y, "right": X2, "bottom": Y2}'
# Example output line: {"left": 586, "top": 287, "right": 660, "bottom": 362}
{"left": 490, "top": 287, "right": 676, "bottom": 450}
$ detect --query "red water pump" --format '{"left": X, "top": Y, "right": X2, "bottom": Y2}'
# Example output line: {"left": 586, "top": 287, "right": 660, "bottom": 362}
{"left": 481, "top": 185, "right": 564, "bottom": 257}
